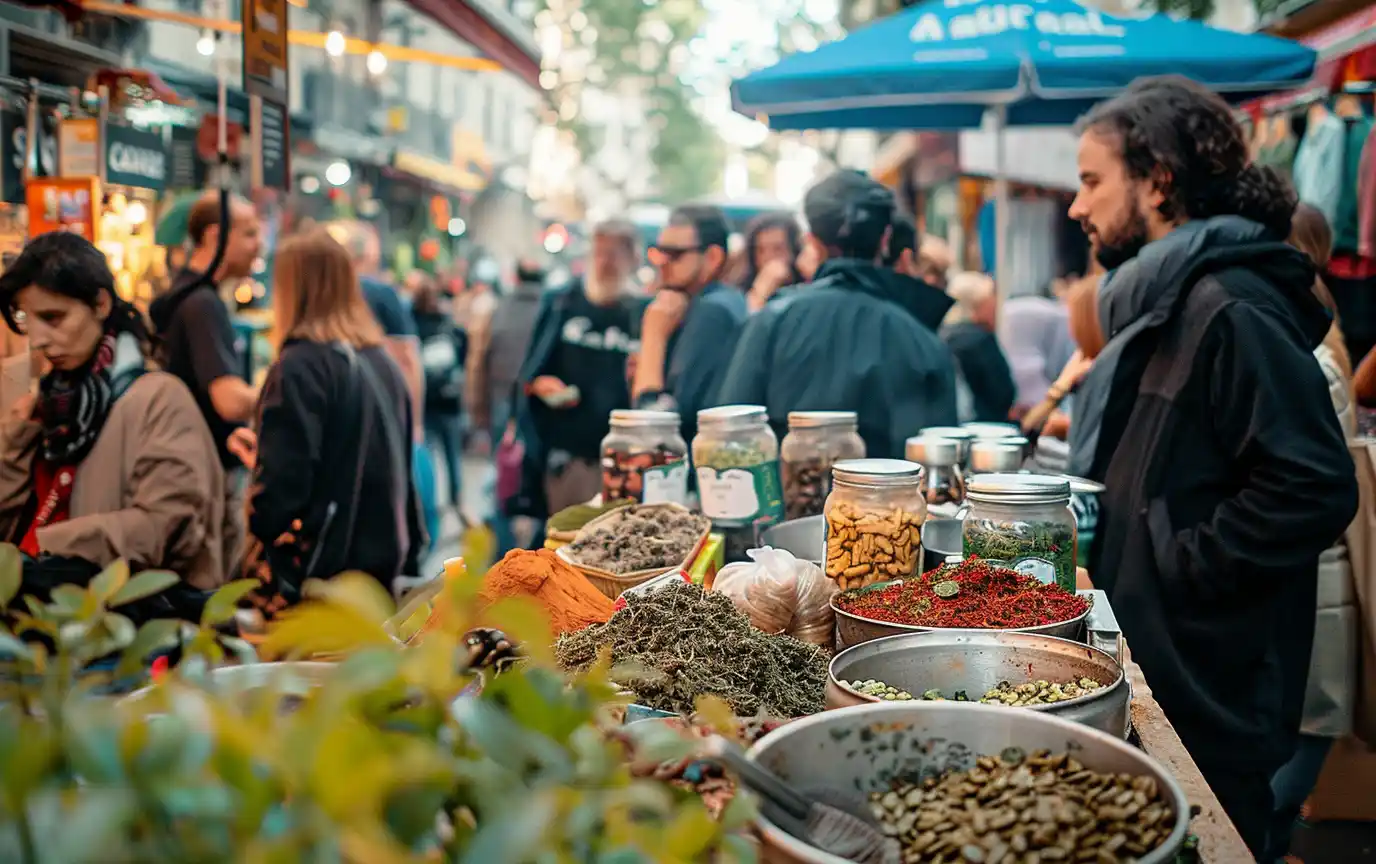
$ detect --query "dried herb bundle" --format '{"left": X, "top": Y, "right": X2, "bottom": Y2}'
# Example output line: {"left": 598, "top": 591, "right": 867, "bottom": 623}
{"left": 555, "top": 581, "right": 828, "bottom": 717}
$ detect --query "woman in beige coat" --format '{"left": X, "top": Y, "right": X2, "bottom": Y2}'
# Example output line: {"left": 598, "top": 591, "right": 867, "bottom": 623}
{"left": 0, "top": 232, "right": 224, "bottom": 616}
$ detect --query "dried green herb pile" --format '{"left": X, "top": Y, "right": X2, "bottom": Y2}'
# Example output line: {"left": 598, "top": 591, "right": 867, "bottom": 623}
{"left": 554, "top": 581, "right": 827, "bottom": 717}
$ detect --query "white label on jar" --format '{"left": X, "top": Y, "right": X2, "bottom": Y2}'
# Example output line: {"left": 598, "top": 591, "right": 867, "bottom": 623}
{"left": 642, "top": 459, "right": 689, "bottom": 506}
{"left": 696, "top": 466, "right": 763, "bottom": 523}
{"left": 1012, "top": 557, "right": 1057, "bottom": 585}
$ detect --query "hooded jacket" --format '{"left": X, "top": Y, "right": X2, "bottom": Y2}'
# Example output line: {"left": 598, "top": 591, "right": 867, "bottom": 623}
{"left": 716, "top": 258, "right": 958, "bottom": 459}
{"left": 1083, "top": 218, "right": 1358, "bottom": 784}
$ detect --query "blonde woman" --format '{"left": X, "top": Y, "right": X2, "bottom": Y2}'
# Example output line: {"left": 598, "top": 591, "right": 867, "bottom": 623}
{"left": 235, "top": 230, "right": 424, "bottom": 611}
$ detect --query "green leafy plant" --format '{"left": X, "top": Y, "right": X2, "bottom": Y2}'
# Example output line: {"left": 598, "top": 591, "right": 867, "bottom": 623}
{"left": 0, "top": 545, "right": 758, "bottom": 863}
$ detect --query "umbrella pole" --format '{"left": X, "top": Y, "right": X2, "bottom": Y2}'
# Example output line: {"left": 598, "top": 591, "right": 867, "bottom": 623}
{"left": 992, "top": 104, "right": 1011, "bottom": 334}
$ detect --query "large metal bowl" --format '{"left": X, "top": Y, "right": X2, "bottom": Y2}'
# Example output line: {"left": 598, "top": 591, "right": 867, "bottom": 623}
{"left": 760, "top": 515, "right": 825, "bottom": 563}
{"left": 832, "top": 579, "right": 1090, "bottom": 650}
{"left": 825, "top": 631, "right": 1129, "bottom": 737}
{"left": 749, "top": 702, "right": 1189, "bottom": 864}
{"left": 120, "top": 661, "right": 336, "bottom": 711}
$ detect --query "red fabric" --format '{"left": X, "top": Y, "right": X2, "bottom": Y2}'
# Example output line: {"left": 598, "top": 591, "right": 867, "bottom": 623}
{"left": 20, "top": 461, "right": 76, "bottom": 556}
{"left": 1328, "top": 253, "right": 1376, "bottom": 281}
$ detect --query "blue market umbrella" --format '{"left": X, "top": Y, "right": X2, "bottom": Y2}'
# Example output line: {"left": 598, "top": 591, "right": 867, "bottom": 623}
{"left": 730, "top": 0, "right": 1315, "bottom": 309}
{"left": 732, "top": 0, "right": 1317, "bottom": 131}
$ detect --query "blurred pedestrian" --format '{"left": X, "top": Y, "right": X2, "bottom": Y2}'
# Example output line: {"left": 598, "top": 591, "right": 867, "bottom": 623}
{"left": 634, "top": 204, "right": 745, "bottom": 444}
{"left": 738, "top": 213, "right": 802, "bottom": 312}
{"left": 237, "top": 229, "right": 424, "bottom": 608}
{"left": 413, "top": 275, "right": 467, "bottom": 521}
{"left": 149, "top": 190, "right": 261, "bottom": 577}
{"left": 942, "top": 272, "right": 1016, "bottom": 423}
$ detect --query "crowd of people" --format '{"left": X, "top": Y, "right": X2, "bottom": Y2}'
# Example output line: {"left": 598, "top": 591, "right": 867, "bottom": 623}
{"left": 0, "top": 74, "right": 1371, "bottom": 861}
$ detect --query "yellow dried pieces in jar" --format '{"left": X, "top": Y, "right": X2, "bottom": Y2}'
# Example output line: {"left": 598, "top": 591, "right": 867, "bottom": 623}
{"left": 825, "top": 501, "right": 923, "bottom": 590}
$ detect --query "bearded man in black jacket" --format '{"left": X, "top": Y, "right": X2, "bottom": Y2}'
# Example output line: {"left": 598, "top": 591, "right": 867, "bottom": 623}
{"left": 1067, "top": 76, "right": 1358, "bottom": 855}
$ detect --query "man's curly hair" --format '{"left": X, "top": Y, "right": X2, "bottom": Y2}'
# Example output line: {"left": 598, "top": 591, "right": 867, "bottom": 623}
{"left": 1075, "top": 76, "right": 1297, "bottom": 237}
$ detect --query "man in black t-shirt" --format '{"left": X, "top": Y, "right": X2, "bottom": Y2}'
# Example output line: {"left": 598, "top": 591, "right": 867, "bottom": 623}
{"left": 516, "top": 219, "right": 645, "bottom": 516}
{"left": 149, "top": 192, "right": 262, "bottom": 574}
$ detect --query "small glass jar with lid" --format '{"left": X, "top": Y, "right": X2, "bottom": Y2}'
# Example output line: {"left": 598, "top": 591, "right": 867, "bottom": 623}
{"left": 969, "top": 440, "right": 1026, "bottom": 475}
{"left": 693, "top": 405, "right": 784, "bottom": 562}
{"left": 600, "top": 409, "right": 689, "bottom": 505}
{"left": 904, "top": 436, "right": 966, "bottom": 508}
{"left": 962, "top": 473, "right": 1078, "bottom": 593}
{"left": 823, "top": 459, "right": 927, "bottom": 591}
{"left": 781, "top": 411, "right": 866, "bottom": 521}
{"left": 919, "top": 426, "right": 976, "bottom": 470}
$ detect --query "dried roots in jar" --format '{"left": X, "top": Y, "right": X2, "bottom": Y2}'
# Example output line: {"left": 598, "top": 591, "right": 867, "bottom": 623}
{"left": 825, "top": 501, "right": 922, "bottom": 590}
{"left": 783, "top": 457, "right": 829, "bottom": 520}
{"left": 601, "top": 444, "right": 685, "bottom": 503}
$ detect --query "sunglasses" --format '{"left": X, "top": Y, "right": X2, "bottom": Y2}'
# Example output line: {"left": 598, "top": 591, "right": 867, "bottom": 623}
{"left": 649, "top": 244, "right": 702, "bottom": 264}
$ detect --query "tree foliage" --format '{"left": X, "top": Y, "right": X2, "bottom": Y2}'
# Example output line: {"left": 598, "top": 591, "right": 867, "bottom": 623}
{"left": 539, "top": 0, "right": 723, "bottom": 207}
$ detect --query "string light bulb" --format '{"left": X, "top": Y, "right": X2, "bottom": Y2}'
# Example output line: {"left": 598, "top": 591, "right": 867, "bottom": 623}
{"left": 196, "top": 31, "right": 215, "bottom": 56}
{"left": 325, "top": 29, "right": 346, "bottom": 57}
{"left": 366, "top": 49, "right": 387, "bottom": 75}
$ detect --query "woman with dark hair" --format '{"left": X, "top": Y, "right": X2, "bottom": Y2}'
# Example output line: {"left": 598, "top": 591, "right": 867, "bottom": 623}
{"left": 0, "top": 231, "right": 225, "bottom": 613}
{"left": 1065, "top": 75, "right": 1357, "bottom": 855}
{"left": 738, "top": 212, "right": 802, "bottom": 312}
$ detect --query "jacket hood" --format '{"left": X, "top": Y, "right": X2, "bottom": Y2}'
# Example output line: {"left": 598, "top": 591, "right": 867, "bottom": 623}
{"left": 815, "top": 257, "right": 954, "bottom": 332}
{"left": 1101, "top": 216, "right": 1327, "bottom": 349}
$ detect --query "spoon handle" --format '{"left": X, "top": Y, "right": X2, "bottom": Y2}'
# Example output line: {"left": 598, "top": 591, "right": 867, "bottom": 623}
{"left": 701, "top": 735, "right": 810, "bottom": 821}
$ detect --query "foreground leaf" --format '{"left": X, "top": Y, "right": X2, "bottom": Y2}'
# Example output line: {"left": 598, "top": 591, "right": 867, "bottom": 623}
{"left": 201, "top": 579, "right": 260, "bottom": 627}
{"left": 116, "top": 618, "right": 183, "bottom": 678}
{"left": 108, "top": 569, "right": 180, "bottom": 608}
{"left": 89, "top": 559, "right": 130, "bottom": 606}
{"left": 0, "top": 543, "right": 19, "bottom": 608}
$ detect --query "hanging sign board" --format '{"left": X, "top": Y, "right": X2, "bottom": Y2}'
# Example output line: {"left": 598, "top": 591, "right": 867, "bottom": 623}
{"left": 58, "top": 118, "right": 100, "bottom": 178}
{"left": 2, "top": 110, "right": 56, "bottom": 204}
{"left": 250, "top": 97, "right": 289, "bottom": 191}
{"left": 243, "top": 0, "right": 290, "bottom": 191}
{"left": 26, "top": 176, "right": 100, "bottom": 240}
{"left": 104, "top": 123, "right": 169, "bottom": 192}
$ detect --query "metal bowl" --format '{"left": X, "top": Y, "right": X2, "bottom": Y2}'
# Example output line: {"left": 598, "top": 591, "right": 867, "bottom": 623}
{"left": 825, "top": 631, "right": 1129, "bottom": 737}
{"left": 120, "top": 661, "right": 336, "bottom": 710}
{"left": 760, "top": 515, "right": 825, "bottom": 564}
{"left": 921, "top": 517, "right": 962, "bottom": 571}
{"left": 832, "top": 580, "right": 1090, "bottom": 650}
{"left": 748, "top": 702, "right": 1189, "bottom": 864}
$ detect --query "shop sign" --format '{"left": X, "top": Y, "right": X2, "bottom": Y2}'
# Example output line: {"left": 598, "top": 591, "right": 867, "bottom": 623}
{"left": 104, "top": 124, "right": 168, "bottom": 192}
{"left": 251, "top": 98, "right": 289, "bottom": 191}
{"left": 242, "top": 0, "right": 289, "bottom": 103}
{"left": 58, "top": 118, "right": 100, "bottom": 178}
{"left": 26, "top": 177, "right": 100, "bottom": 241}
{"left": 168, "top": 125, "right": 202, "bottom": 190}
{"left": 2, "top": 110, "right": 57, "bottom": 204}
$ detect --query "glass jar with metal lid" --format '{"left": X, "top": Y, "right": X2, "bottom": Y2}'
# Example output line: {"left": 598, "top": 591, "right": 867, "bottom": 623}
{"left": 962, "top": 473, "right": 1078, "bottom": 592}
{"left": 904, "top": 436, "right": 966, "bottom": 507}
{"left": 823, "top": 459, "right": 927, "bottom": 591}
{"left": 693, "top": 405, "right": 785, "bottom": 562}
{"left": 969, "top": 439, "right": 1027, "bottom": 475}
{"left": 600, "top": 409, "right": 689, "bottom": 505}
{"left": 919, "top": 426, "right": 976, "bottom": 469}
{"left": 781, "top": 411, "right": 866, "bottom": 521}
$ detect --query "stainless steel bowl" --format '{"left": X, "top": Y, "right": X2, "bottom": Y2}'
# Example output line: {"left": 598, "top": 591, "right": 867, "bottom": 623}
{"left": 832, "top": 579, "right": 1090, "bottom": 650}
{"left": 962, "top": 422, "right": 1022, "bottom": 439}
{"left": 921, "top": 517, "right": 962, "bottom": 571}
{"left": 825, "top": 631, "right": 1129, "bottom": 737}
{"left": 749, "top": 702, "right": 1189, "bottom": 864}
{"left": 760, "top": 515, "right": 825, "bottom": 563}
{"left": 969, "top": 441, "right": 1026, "bottom": 474}
{"left": 120, "top": 661, "right": 336, "bottom": 708}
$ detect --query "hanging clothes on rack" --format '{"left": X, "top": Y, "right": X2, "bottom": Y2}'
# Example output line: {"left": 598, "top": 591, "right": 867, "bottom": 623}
{"left": 1333, "top": 109, "right": 1373, "bottom": 256}
{"left": 1294, "top": 103, "right": 1347, "bottom": 229}
{"left": 1256, "top": 114, "right": 1299, "bottom": 184}
{"left": 1359, "top": 121, "right": 1376, "bottom": 260}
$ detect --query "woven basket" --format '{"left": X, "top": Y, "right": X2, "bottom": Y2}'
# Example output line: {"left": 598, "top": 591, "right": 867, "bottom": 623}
{"left": 557, "top": 503, "right": 711, "bottom": 601}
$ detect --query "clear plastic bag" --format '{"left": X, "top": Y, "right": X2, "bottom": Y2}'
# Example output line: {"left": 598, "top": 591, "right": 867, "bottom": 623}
{"left": 712, "top": 546, "right": 837, "bottom": 647}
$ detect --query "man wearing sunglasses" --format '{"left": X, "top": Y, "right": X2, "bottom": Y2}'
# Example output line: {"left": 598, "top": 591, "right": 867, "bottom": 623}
{"left": 633, "top": 204, "right": 747, "bottom": 444}
{"left": 716, "top": 170, "right": 959, "bottom": 458}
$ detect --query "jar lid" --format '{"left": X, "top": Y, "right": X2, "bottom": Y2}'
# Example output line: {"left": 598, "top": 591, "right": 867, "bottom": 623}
{"left": 920, "top": 425, "right": 976, "bottom": 442}
{"left": 969, "top": 441, "right": 1025, "bottom": 474}
{"left": 992, "top": 435, "right": 1030, "bottom": 448}
{"left": 610, "top": 409, "right": 680, "bottom": 428}
{"left": 832, "top": 458, "right": 924, "bottom": 487}
{"left": 966, "top": 473, "right": 1071, "bottom": 505}
{"left": 788, "top": 410, "right": 858, "bottom": 429}
{"left": 962, "top": 422, "right": 1022, "bottom": 440}
{"left": 1042, "top": 473, "right": 1106, "bottom": 495}
{"left": 698, "top": 405, "right": 768, "bottom": 429}
{"left": 905, "top": 436, "right": 961, "bottom": 466}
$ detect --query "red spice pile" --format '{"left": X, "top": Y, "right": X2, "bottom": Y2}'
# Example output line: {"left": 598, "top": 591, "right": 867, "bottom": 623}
{"left": 835, "top": 557, "right": 1089, "bottom": 629}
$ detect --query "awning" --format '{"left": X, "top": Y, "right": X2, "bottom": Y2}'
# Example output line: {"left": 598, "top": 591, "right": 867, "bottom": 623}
{"left": 403, "top": 0, "right": 540, "bottom": 90}
{"left": 391, "top": 148, "right": 487, "bottom": 196}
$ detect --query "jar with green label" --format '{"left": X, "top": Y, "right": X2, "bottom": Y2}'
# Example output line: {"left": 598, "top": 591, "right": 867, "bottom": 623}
{"left": 600, "top": 410, "right": 689, "bottom": 505}
{"left": 962, "top": 474, "right": 1078, "bottom": 592}
{"left": 693, "top": 405, "right": 784, "bottom": 562}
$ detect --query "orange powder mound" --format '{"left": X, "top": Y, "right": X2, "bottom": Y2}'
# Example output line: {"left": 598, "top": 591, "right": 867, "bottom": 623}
{"left": 477, "top": 548, "right": 616, "bottom": 635}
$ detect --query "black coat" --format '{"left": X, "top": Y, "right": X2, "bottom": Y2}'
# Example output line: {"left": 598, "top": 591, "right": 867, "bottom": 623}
{"left": 1087, "top": 232, "right": 1358, "bottom": 789}
{"left": 941, "top": 320, "right": 1017, "bottom": 423}
{"left": 717, "top": 259, "right": 958, "bottom": 459}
